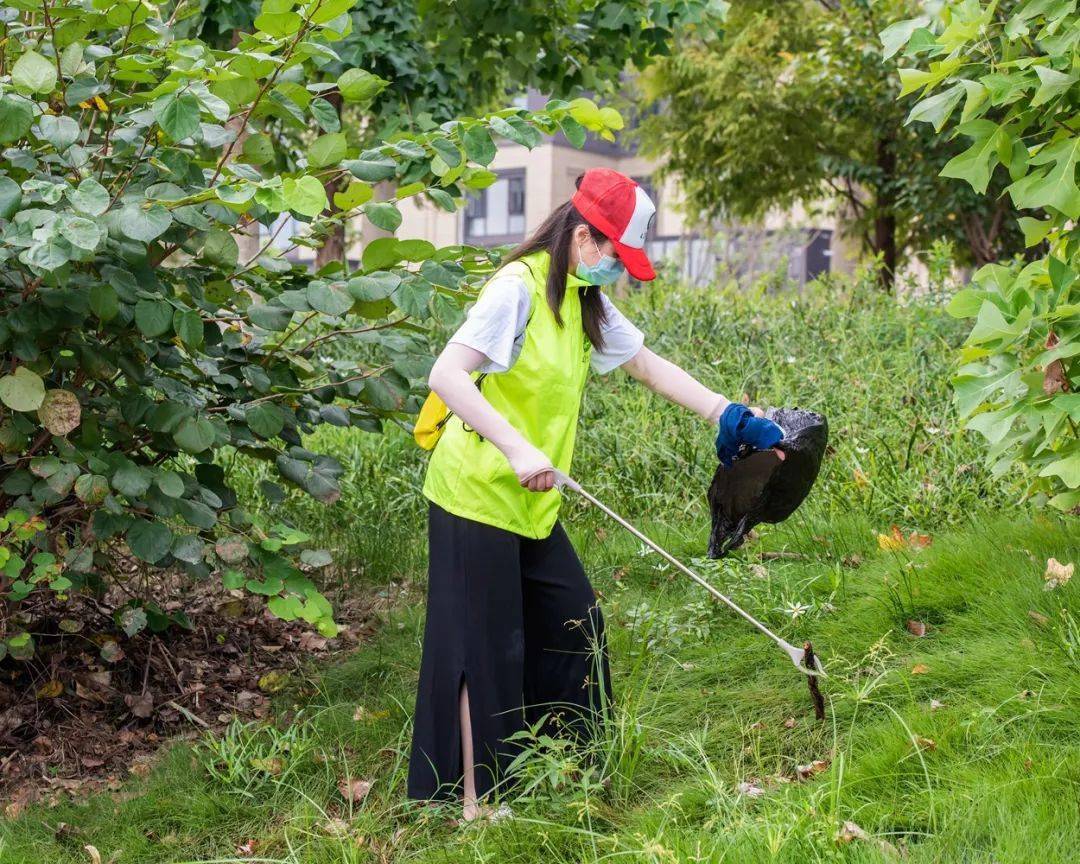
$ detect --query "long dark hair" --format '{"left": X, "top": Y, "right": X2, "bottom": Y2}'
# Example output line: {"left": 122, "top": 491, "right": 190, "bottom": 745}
{"left": 502, "top": 175, "right": 609, "bottom": 350}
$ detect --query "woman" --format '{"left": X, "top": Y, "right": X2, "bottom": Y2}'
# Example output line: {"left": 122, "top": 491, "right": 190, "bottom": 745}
{"left": 407, "top": 168, "right": 783, "bottom": 819}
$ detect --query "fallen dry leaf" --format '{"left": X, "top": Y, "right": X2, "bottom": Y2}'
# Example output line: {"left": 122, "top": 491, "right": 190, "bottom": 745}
{"left": 249, "top": 757, "right": 283, "bottom": 775}
{"left": 737, "top": 780, "right": 766, "bottom": 798}
{"left": 836, "top": 820, "right": 902, "bottom": 857}
{"left": 930, "top": 699, "right": 945, "bottom": 710}
{"left": 749, "top": 720, "right": 766, "bottom": 731}
{"left": 124, "top": 692, "right": 154, "bottom": 719}
{"left": 258, "top": 670, "right": 288, "bottom": 693}
{"left": 905, "top": 620, "right": 927, "bottom": 637}
{"left": 853, "top": 468, "right": 870, "bottom": 488}
{"left": 796, "top": 759, "right": 830, "bottom": 780}
{"left": 837, "top": 820, "right": 868, "bottom": 843}
{"left": 915, "top": 736, "right": 936, "bottom": 751}
{"left": 1028, "top": 609, "right": 1050, "bottom": 626}
{"left": 911, "top": 663, "right": 930, "bottom": 675}
{"left": 877, "top": 525, "right": 932, "bottom": 552}
{"left": 36, "top": 679, "right": 64, "bottom": 699}
{"left": 322, "top": 818, "right": 351, "bottom": 836}
{"left": 84, "top": 845, "right": 102, "bottom": 864}
{"left": 1043, "top": 332, "right": 1070, "bottom": 395}
{"left": 236, "top": 839, "right": 257, "bottom": 856}
{"left": 783, "top": 717, "right": 797, "bottom": 729}
{"left": 1044, "top": 557, "right": 1073, "bottom": 590}
{"left": 338, "top": 777, "right": 373, "bottom": 803}
{"left": 298, "top": 632, "right": 328, "bottom": 651}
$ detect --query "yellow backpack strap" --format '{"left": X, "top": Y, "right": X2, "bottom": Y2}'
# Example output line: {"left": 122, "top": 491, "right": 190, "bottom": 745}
{"left": 415, "top": 262, "right": 528, "bottom": 450}
{"left": 413, "top": 373, "right": 487, "bottom": 450}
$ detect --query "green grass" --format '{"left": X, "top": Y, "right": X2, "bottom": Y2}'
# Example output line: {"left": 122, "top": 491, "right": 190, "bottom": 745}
{"left": 3, "top": 275, "right": 1077, "bottom": 863}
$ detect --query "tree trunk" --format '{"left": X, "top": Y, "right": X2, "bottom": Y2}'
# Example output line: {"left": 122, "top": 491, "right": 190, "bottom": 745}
{"left": 962, "top": 198, "right": 1007, "bottom": 266}
{"left": 315, "top": 93, "right": 346, "bottom": 270}
{"left": 872, "top": 135, "right": 897, "bottom": 291}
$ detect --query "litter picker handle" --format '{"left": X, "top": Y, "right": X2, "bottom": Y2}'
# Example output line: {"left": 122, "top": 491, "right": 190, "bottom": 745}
{"left": 553, "top": 470, "right": 787, "bottom": 647}
{"left": 554, "top": 470, "right": 824, "bottom": 678}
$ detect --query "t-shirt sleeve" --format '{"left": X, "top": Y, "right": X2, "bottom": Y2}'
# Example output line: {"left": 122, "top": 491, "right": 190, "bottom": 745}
{"left": 591, "top": 292, "right": 645, "bottom": 374}
{"left": 447, "top": 273, "right": 531, "bottom": 373}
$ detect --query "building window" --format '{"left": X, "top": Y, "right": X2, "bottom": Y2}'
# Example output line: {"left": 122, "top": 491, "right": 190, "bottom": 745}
{"left": 464, "top": 170, "right": 526, "bottom": 245}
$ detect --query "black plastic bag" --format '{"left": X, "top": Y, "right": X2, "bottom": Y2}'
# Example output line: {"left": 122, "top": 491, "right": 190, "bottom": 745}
{"left": 707, "top": 407, "right": 828, "bottom": 558}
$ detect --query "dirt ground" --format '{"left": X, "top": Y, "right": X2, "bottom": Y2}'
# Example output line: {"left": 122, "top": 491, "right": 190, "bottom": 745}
{"left": 0, "top": 572, "right": 401, "bottom": 817}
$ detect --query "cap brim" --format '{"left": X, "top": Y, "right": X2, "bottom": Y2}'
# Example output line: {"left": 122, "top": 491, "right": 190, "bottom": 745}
{"left": 613, "top": 241, "right": 656, "bottom": 281}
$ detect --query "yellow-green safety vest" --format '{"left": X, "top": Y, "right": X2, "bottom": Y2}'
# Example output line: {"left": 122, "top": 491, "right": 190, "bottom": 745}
{"left": 422, "top": 250, "right": 592, "bottom": 539}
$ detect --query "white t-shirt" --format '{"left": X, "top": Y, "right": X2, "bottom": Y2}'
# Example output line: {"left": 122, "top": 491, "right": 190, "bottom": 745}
{"left": 449, "top": 272, "right": 645, "bottom": 375}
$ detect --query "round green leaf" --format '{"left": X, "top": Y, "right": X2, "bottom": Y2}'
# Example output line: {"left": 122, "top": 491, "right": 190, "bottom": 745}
{"left": 283, "top": 175, "right": 328, "bottom": 217}
{"left": 360, "top": 237, "right": 400, "bottom": 270}
{"left": 0, "top": 95, "right": 34, "bottom": 145}
{"left": 347, "top": 270, "right": 399, "bottom": 300}
{"left": 0, "top": 175, "right": 22, "bottom": 220}
{"left": 333, "top": 181, "right": 373, "bottom": 212}
{"left": 112, "top": 462, "right": 152, "bottom": 498}
{"left": 430, "top": 137, "right": 462, "bottom": 168}
{"left": 0, "top": 367, "right": 46, "bottom": 412}
{"left": 173, "top": 309, "right": 204, "bottom": 349}
{"left": 241, "top": 133, "right": 275, "bottom": 166}
{"left": 254, "top": 10, "right": 303, "bottom": 36}
{"left": 12, "top": 51, "right": 57, "bottom": 95}
{"left": 173, "top": 416, "right": 215, "bottom": 454}
{"left": 134, "top": 299, "right": 173, "bottom": 338}
{"left": 306, "top": 280, "right": 353, "bottom": 316}
{"left": 172, "top": 534, "right": 205, "bottom": 564}
{"left": 344, "top": 154, "right": 397, "bottom": 182}
{"left": 119, "top": 203, "right": 173, "bottom": 243}
{"left": 36, "top": 115, "right": 80, "bottom": 152}
{"left": 338, "top": 68, "right": 387, "bottom": 105}
{"left": 155, "top": 470, "right": 185, "bottom": 498}
{"left": 463, "top": 125, "right": 496, "bottom": 165}
{"left": 127, "top": 520, "right": 173, "bottom": 564}
{"left": 246, "top": 403, "right": 285, "bottom": 439}
{"left": 201, "top": 229, "right": 239, "bottom": 269}
{"left": 68, "top": 178, "right": 110, "bottom": 217}
{"left": 310, "top": 97, "right": 341, "bottom": 133}
{"left": 58, "top": 215, "right": 102, "bottom": 251}
{"left": 397, "top": 239, "right": 435, "bottom": 261}
{"left": 365, "top": 201, "right": 401, "bottom": 232}
{"left": 89, "top": 283, "right": 119, "bottom": 322}
{"left": 154, "top": 91, "right": 201, "bottom": 141}
{"left": 307, "top": 132, "right": 347, "bottom": 169}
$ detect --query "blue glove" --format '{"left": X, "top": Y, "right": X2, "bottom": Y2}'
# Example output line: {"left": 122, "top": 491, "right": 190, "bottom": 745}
{"left": 715, "top": 403, "right": 784, "bottom": 467}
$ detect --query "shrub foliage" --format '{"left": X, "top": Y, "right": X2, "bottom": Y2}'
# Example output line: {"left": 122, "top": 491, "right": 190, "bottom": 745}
{"left": 0, "top": 0, "right": 622, "bottom": 659}
{"left": 889, "top": 0, "right": 1080, "bottom": 509}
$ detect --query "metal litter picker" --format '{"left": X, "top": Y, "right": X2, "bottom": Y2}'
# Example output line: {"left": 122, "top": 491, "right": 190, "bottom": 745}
{"left": 553, "top": 470, "right": 826, "bottom": 713}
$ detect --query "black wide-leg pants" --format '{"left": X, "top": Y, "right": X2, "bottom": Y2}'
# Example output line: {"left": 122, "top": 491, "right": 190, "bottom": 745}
{"left": 407, "top": 502, "right": 612, "bottom": 802}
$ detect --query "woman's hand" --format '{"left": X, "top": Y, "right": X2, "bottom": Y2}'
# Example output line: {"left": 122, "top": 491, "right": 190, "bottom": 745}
{"left": 716, "top": 403, "right": 785, "bottom": 466}
{"left": 505, "top": 441, "right": 556, "bottom": 492}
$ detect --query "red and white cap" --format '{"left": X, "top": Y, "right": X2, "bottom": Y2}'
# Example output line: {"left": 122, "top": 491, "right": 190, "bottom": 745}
{"left": 571, "top": 168, "right": 657, "bottom": 281}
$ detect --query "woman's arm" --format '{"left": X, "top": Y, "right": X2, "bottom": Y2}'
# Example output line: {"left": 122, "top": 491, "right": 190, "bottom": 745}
{"left": 621, "top": 347, "right": 731, "bottom": 423}
{"left": 623, "top": 346, "right": 785, "bottom": 461}
{"left": 428, "top": 342, "right": 556, "bottom": 492}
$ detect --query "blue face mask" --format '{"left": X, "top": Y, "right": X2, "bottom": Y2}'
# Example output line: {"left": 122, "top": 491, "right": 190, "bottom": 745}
{"left": 576, "top": 235, "right": 625, "bottom": 285}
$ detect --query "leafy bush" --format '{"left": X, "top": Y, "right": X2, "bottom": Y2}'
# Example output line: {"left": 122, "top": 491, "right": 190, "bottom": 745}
{"left": 887, "top": 0, "right": 1080, "bottom": 509}
{"left": 0, "top": 0, "right": 621, "bottom": 659}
